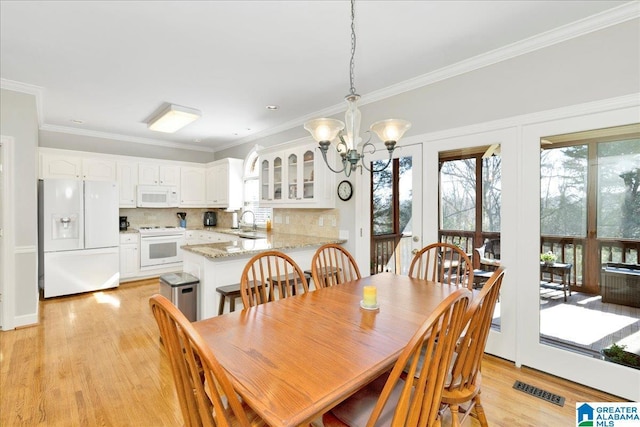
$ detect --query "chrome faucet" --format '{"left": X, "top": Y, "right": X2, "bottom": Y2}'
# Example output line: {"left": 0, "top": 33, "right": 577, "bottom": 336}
{"left": 240, "top": 210, "right": 257, "bottom": 231}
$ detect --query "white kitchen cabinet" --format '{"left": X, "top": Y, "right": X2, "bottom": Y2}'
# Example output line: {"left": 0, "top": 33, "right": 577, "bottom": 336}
{"left": 200, "top": 231, "right": 233, "bottom": 243}
{"left": 82, "top": 158, "right": 117, "bottom": 181}
{"left": 119, "top": 233, "right": 139, "bottom": 280}
{"left": 206, "top": 158, "right": 243, "bottom": 209}
{"left": 259, "top": 151, "right": 284, "bottom": 205}
{"left": 259, "top": 140, "right": 335, "bottom": 208}
{"left": 180, "top": 166, "right": 206, "bottom": 207}
{"left": 117, "top": 161, "right": 138, "bottom": 207}
{"left": 185, "top": 230, "right": 233, "bottom": 245}
{"left": 138, "top": 163, "right": 180, "bottom": 186}
{"left": 40, "top": 153, "right": 116, "bottom": 181}
{"left": 40, "top": 153, "right": 83, "bottom": 179}
{"left": 185, "top": 230, "right": 200, "bottom": 245}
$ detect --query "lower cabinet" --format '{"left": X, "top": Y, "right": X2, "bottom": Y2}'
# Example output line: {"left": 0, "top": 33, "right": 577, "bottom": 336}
{"left": 119, "top": 233, "right": 139, "bottom": 280}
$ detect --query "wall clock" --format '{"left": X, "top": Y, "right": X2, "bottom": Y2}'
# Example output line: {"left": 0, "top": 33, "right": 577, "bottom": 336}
{"left": 337, "top": 180, "right": 353, "bottom": 201}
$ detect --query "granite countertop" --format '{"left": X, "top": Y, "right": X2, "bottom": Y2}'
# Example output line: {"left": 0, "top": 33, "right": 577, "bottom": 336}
{"left": 119, "top": 228, "right": 139, "bottom": 234}
{"left": 181, "top": 231, "right": 346, "bottom": 260}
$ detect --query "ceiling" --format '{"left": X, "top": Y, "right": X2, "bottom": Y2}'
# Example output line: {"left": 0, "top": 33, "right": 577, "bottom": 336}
{"left": 0, "top": 1, "right": 632, "bottom": 152}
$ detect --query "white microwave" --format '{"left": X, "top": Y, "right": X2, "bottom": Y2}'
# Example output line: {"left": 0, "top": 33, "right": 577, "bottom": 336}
{"left": 136, "top": 185, "right": 179, "bottom": 208}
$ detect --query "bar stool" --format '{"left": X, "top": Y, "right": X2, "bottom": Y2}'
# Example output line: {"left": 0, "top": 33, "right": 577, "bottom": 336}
{"left": 216, "top": 284, "right": 242, "bottom": 315}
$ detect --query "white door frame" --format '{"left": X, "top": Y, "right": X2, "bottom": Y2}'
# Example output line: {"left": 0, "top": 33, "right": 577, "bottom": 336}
{"left": 0, "top": 135, "right": 15, "bottom": 330}
{"left": 422, "top": 127, "right": 518, "bottom": 361}
{"left": 355, "top": 141, "right": 423, "bottom": 277}
{"left": 518, "top": 106, "right": 640, "bottom": 401}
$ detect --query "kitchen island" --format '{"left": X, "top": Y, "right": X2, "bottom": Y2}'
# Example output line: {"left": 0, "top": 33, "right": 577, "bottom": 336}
{"left": 181, "top": 229, "right": 346, "bottom": 320}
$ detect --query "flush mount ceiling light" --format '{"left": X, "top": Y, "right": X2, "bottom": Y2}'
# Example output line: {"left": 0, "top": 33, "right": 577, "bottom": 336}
{"left": 148, "top": 104, "right": 201, "bottom": 133}
{"left": 304, "top": 0, "right": 411, "bottom": 177}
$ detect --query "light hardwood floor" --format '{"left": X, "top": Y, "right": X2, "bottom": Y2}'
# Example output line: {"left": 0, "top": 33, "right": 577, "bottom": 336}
{"left": 0, "top": 279, "right": 626, "bottom": 426}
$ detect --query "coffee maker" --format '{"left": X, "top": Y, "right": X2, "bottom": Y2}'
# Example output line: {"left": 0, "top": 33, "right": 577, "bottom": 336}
{"left": 119, "top": 216, "right": 129, "bottom": 231}
{"left": 203, "top": 211, "right": 217, "bottom": 227}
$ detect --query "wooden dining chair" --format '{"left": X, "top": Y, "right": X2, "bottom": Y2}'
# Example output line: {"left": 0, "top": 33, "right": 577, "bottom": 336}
{"left": 440, "top": 266, "right": 506, "bottom": 427}
{"left": 240, "top": 250, "right": 309, "bottom": 309}
{"left": 323, "top": 288, "right": 471, "bottom": 427}
{"left": 310, "top": 244, "right": 361, "bottom": 288}
{"left": 149, "top": 294, "right": 265, "bottom": 427}
{"left": 408, "top": 242, "right": 474, "bottom": 290}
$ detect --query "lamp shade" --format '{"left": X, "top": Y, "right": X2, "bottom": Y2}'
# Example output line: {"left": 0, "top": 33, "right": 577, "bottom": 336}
{"left": 370, "top": 119, "right": 412, "bottom": 143}
{"left": 304, "top": 118, "right": 345, "bottom": 143}
{"left": 148, "top": 104, "right": 201, "bottom": 133}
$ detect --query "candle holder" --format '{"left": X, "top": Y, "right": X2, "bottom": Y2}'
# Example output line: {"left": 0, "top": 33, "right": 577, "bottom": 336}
{"left": 360, "top": 285, "right": 379, "bottom": 310}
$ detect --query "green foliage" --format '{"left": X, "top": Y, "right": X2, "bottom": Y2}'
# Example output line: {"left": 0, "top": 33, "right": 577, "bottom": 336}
{"left": 602, "top": 343, "right": 640, "bottom": 367}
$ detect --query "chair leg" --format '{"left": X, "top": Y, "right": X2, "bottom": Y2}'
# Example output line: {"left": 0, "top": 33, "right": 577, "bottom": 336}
{"left": 450, "top": 403, "right": 461, "bottom": 427}
{"left": 472, "top": 394, "right": 489, "bottom": 427}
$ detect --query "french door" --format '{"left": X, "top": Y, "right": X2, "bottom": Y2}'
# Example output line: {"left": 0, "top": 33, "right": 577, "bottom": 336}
{"left": 520, "top": 109, "right": 640, "bottom": 401}
{"left": 423, "top": 128, "right": 518, "bottom": 361}
{"left": 356, "top": 143, "right": 422, "bottom": 276}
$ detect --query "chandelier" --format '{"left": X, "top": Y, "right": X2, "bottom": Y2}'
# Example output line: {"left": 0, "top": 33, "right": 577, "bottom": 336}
{"left": 304, "top": 0, "right": 411, "bottom": 177}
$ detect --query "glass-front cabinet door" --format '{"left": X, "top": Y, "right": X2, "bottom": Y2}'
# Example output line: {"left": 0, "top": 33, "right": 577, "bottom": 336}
{"left": 302, "top": 150, "right": 314, "bottom": 200}
{"left": 260, "top": 158, "right": 270, "bottom": 203}
{"left": 257, "top": 140, "right": 335, "bottom": 208}
{"left": 259, "top": 153, "right": 283, "bottom": 204}
{"left": 287, "top": 153, "right": 299, "bottom": 201}
{"left": 273, "top": 156, "right": 282, "bottom": 202}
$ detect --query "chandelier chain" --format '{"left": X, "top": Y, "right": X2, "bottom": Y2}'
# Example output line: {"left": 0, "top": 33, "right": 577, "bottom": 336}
{"left": 349, "top": 0, "right": 357, "bottom": 96}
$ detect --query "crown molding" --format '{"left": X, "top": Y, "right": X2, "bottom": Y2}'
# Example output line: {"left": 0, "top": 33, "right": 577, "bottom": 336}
{"left": 39, "top": 124, "right": 214, "bottom": 153}
{"left": 235, "top": 2, "right": 640, "bottom": 148}
{"left": 405, "top": 93, "right": 640, "bottom": 146}
{"left": 0, "top": 78, "right": 44, "bottom": 126}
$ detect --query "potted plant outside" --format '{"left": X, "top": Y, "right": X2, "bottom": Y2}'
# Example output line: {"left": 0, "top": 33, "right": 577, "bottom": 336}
{"left": 540, "top": 251, "right": 557, "bottom": 265}
{"left": 601, "top": 343, "right": 640, "bottom": 370}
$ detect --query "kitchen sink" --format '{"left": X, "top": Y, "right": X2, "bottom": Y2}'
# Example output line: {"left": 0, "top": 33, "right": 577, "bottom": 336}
{"left": 237, "top": 231, "right": 267, "bottom": 239}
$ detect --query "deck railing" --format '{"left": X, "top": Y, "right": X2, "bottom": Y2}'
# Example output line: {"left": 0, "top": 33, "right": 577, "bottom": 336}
{"left": 371, "top": 233, "right": 413, "bottom": 275}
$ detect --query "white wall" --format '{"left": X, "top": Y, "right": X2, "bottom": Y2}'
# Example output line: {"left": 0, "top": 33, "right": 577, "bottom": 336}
{"left": 0, "top": 88, "right": 39, "bottom": 328}
{"left": 218, "top": 18, "right": 640, "bottom": 265}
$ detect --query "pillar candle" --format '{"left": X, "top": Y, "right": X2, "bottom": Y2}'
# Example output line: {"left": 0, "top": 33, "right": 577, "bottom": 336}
{"left": 363, "top": 285, "right": 377, "bottom": 307}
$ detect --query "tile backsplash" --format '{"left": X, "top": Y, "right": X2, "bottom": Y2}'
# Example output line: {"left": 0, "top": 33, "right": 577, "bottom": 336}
{"left": 119, "top": 207, "right": 339, "bottom": 238}
{"left": 119, "top": 208, "right": 235, "bottom": 229}
{"left": 271, "top": 208, "right": 339, "bottom": 238}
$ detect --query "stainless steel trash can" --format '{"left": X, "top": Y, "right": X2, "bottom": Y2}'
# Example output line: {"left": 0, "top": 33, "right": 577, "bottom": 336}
{"left": 159, "top": 272, "right": 199, "bottom": 321}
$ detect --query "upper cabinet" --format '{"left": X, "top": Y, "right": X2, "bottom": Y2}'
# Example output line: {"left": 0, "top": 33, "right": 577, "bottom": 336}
{"left": 40, "top": 152, "right": 116, "bottom": 181}
{"left": 117, "top": 161, "right": 138, "bottom": 207}
{"left": 138, "top": 163, "right": 180, "bottom": 186}
{"left": 259, "top": 140, "right": 335, "bottom": 208}
{"left": 206, "top": 158, "right": 243, "bottom": 209}
{"left": 39, "top": 148, "right": 245, "bottom": 210}
{"left": 180, "top": 166, "right": 206, "bottom": 207}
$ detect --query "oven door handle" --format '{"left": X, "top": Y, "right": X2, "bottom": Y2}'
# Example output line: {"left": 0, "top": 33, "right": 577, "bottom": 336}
{"left": 140, "top": 234, "right": 184, "bottom": 241}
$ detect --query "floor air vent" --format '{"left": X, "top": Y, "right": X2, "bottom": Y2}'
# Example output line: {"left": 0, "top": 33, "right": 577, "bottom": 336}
{"left": 513, "top": 380, "right": 565, "bottom": 407}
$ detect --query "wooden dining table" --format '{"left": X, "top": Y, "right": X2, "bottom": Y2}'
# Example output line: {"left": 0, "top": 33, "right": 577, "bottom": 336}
{"left": 192, "top": 272, "right": 460, "bottom": 427}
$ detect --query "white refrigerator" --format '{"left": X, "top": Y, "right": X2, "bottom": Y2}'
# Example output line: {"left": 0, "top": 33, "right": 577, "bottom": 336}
{"left": 38, "top": 180, "right": 120, "bottom": 298}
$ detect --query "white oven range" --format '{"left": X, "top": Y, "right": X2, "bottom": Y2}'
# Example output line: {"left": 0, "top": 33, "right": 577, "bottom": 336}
{"left": 139, "top": 226, "right": 186, "bottom": 270}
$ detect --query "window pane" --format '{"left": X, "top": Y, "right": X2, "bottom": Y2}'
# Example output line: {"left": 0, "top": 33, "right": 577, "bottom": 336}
{"left": 244, "top": 177, "right": 271, "bottom": 224}
{"left": 597, "top": 138, "right": 640, "bottom": 239}
{"left": 372, "top": 160, "right": 394, "bottom": 235}
{"left": 540, "top": 146, "right": 587, "bottom": 237}
{"left": 398, "top": 156, "right": 412, "bottom": 234}
{"left": 482, "top": 156, "right": 501, "bottom": 232}
{"left": 440, "top": 158, "right": 475, "bottom": 231}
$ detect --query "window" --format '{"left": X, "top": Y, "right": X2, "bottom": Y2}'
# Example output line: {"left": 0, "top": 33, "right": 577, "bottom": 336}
{"left": 244, "top": 148, "right": 272, "bottom": 225}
